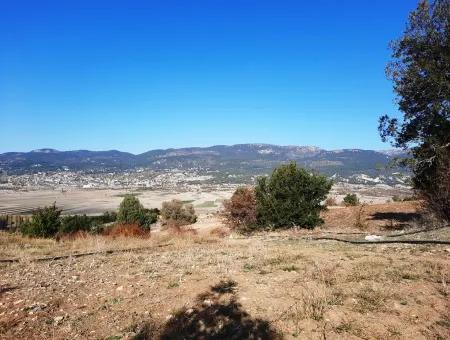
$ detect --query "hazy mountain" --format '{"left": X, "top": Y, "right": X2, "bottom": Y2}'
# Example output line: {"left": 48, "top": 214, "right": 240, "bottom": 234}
{"left": 0, "top": 150, "right": 135, "bottom": 172}
{"left": 0, "top": 144, "right": 407, "bottom": 180}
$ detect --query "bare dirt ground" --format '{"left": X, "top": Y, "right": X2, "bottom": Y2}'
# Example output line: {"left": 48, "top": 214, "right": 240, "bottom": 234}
{"left": 322, "top": 201, "right": 422, "bottom": 232}
{"left": 1, "top": 201, "right": 449, "bottom": 339}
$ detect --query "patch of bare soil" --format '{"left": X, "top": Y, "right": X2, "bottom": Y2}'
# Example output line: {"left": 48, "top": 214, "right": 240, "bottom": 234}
{"left": 0, "top": 201, "right": 449, "bottom": 339}
{"left": 322, "top": 201, "right": 422, "bottom": 232}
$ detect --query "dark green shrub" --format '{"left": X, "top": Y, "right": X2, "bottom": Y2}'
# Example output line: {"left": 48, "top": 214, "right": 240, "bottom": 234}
{"left": 60, "top": 214, "right": 92, "bottom": 234}
{"left": 59, "top": 212, "right": 117, "bottom": 234}
{"left": 96, "top": 211, "right": 117, "bottom": 224}
{"left": 20, "top": 204, "right": 62, "bottom": 238}
{"left": 140, "top": 208, "right": 159, "bottom": 231}
{"left": 255, "top": 162, "right": 332, "bottom": 229}
{"left": 161, "top": 200, "right": 197, "bottom": 226}
{"left": 343, "top": 193, "right": 359, "bottom": 206}
{"left": 117, "top": 195, "right": 158, "bottom": 230}
{"left": 118, "top": 195, "right": 144, "bottom": 224}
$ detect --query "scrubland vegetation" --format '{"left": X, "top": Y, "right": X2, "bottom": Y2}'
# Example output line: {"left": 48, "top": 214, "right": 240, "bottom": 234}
{"left": 16, "top": 194, "right": 198, "bottom": 240}
{"left": 223, "top": 162, "right": 332, "bottom": 232}
{"left": 1, "top": 159, "right": 449, "bottom": 338}
{"left": 1, "top": 0, "right": 449, "bottom": 338}
{"left": 1, "top": 216, "right": 449, "bottom": 339}
{"left": 343, "top": 193, "right": 360, "bottom": 207}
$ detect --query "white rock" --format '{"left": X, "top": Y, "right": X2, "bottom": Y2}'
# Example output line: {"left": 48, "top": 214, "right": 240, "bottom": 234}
{"left": 54, "top": 316, "right": 64, "bottom": 325}
{"left": 202, "top": 299, "right": 213, "bottom": 307}
{"left": 365, "top": 235, "right": 383, "bottom": 241}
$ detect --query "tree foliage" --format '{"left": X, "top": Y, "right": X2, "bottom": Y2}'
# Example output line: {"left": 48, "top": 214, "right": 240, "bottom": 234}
{"left": 379, "top": 0, "right": 450, "bottom": 220}
{"left": 20, "top": 203, "right": 62, "bottom": 238}
{"left": 223, "top": 186, "right": 257, "bottom": 231}
{"left": 255, "top": 162, "right": 332, "bottom": 229}
{"left": 59, "top": 212, "right": 117, "bottom": 234}
{"left": 117, "top": 195, "right": 158, "bottom": 230}
{"left": 343, "top": 193, "right": 360, "bottom": 206}
{"left": 161, "top": 199, "right": 197, "bottom": 226}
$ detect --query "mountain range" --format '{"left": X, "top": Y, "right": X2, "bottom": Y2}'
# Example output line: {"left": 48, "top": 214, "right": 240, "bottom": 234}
{"left": 0, "top": 144, "right": 407, "bottom": 183}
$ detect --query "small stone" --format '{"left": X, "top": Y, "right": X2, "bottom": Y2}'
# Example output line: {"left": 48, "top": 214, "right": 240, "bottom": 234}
{"left": 202, "top": 299, "right": 213, "bottom": 307}
{"left": 54, "top": 316, "right": 64, "bottom": 325}
{"left": 116, "top": 286, "right": 124, "bottom": 291}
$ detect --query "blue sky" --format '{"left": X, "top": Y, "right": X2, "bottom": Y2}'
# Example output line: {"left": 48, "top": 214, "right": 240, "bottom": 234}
{"left": 0, "top": 0, "right": 417, "bottom": 153}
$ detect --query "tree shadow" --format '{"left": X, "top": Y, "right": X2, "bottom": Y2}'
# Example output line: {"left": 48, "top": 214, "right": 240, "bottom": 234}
{"left": 369, "top": 212, "right": 421, "bottom": 230}
{"left": 135, "top": 280, "right": 282, "bottom": 340}
{"left": 369, "top": 212, "right": 420, "bottom": 222}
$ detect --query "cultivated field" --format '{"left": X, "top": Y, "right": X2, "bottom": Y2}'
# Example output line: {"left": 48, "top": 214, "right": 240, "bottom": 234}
{"left": 1, "top": 200, "right": 449, "bottom": 339}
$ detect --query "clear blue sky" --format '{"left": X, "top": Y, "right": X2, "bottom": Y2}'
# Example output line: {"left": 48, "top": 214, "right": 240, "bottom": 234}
{"left": 0, "top": 0, "right": 417, "bottom": 154}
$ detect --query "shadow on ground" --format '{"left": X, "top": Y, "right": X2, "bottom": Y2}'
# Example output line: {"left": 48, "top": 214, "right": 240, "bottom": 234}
{"left": 135, "top": 280, "right": 281, "bottom": 340}
{"left": 369, "top": 212, "right": 421, "bottom": 229}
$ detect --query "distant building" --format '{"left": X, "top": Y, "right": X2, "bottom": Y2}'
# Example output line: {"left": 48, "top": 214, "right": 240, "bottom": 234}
{"left": 0, "top": 170, "right": 7, "bottom": 184}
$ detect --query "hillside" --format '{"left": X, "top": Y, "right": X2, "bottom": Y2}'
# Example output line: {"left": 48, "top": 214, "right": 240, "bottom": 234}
{"left": 0, "top": 144, "right": 408, "bottom": 184}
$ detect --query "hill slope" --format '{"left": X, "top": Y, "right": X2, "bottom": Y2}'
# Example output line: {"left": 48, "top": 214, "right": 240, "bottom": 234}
{"left": 0, "top": 144, "right": 407, "bottom": 183}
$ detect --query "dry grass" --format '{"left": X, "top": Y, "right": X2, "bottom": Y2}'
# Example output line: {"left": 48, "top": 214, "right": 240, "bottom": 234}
{"left": 104, "top": 223, "right": 150, "bottom": 238}
{"left": 322, "top": 200, "right": 421, "bottom": 231}
{"left": 0, "top": 229, "right": 220, "bottom": 261}
{"left": 1, "top": 217, "right": 449, "bottom": 339}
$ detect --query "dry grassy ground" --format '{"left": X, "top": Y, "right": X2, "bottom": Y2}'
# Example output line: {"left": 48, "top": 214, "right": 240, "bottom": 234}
{"left": 1, "top": 202, "right": 449, "bottom": 339}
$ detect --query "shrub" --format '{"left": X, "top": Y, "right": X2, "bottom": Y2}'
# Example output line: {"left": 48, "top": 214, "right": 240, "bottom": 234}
{"left": 59, "top": 211, "right": 117, "bottom": 235}
{"left": 392, "top": 195, "right": 402, "bottom": 202}
{"left": 96, "top": 211, "right": 117, "bottom": 224}
{"left": 325, "top": 196, "right": 337, "bottom": 206}
{"left": 117, "top": 195, "right": 158, "bottom": 230}
{"left": 60, "top": 214, "right": 92, "bottom": 234}
{"left": 140, "top": 208, "right": 159, "bottom": 231}
{"left": 223, "top": 186, "right": 257, "bottom": 231}
{"left": 343, "top": 193, "right": 359, "bottom": 206}
{"left": 161, "top": 199, "right": 197, "bottom": 226}
{"left": 105, "top": 223, "right": 149, "bottom": 238}
{"left": 255, "top": 162, "right": 332, "bottom": 229}
{"left": 20, "top": 203, "right": 62, "bottom": 238}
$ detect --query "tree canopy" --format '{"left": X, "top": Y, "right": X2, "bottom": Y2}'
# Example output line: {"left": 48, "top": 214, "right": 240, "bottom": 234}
{"left": 379, "top": 0, "right": 450, "bottom": 220}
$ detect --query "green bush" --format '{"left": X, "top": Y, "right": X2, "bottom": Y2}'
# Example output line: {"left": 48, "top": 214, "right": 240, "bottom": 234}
{"left": 255, "top": 162, "right": 332, "bottom": 229}
{"left": 392, "top": 195, "right": 402, "bottom": 202}
{"left": 20, "top": 204, "right": 62, "bottom": 238}
{"left": 140, "top": 208, "right": 159, "bottom": 230}
{"left": 59, "top": 211, "right": 117, "bottom": 234}
{"left": 96, "top": 211, "right": 117, "bottom": 224}
{"left": 60, "top": 214, "right": 92, "bottom": 234}
{"left": 161, "top": 199, "right": 197, "bottom": 226}
{"left": 117, "top": 195, "right": 158, "bottom": 230}
{"left": 343, "top": 193, "right": 359, "bottom": 206}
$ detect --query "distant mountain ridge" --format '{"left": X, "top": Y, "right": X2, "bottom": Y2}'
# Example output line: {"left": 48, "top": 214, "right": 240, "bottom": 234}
{"left": 0, "top": 144, "right": 407, "bottom": 182}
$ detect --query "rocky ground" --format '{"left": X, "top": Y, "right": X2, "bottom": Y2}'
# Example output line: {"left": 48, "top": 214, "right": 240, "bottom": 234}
{"left": 1, "top": 202, "right": 449, "bottom": 339}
